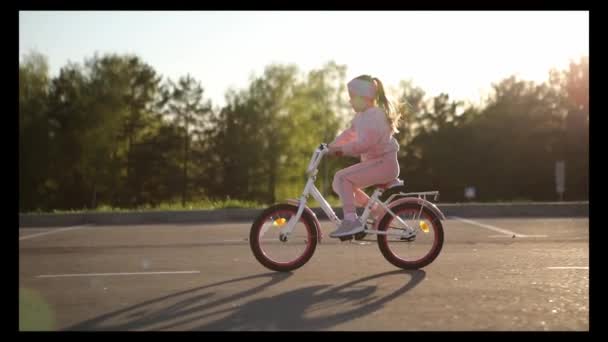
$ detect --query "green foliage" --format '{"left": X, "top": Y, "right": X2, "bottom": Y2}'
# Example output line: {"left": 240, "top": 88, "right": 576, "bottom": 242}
{"left": 19, "top": 51, "right": 589, "bottom": 212}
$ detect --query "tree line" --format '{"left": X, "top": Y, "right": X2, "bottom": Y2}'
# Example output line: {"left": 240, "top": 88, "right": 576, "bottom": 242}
{"left": 19, "top": 51, "right": 588, "bottom": 211}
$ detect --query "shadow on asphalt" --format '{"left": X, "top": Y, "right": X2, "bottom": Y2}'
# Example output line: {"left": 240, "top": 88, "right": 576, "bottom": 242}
{"left": 67, "top": 269, "right": 425, "bottom": 331}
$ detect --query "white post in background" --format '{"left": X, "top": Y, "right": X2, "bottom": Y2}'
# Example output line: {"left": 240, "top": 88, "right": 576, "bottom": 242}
{"left": 464, "top": 186, "right": 476, "bottom": 201}
{"left": 555, "top": 160, "right": 565, "bottom": 201}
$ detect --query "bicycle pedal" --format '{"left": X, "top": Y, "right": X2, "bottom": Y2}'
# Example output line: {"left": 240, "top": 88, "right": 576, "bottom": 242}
{"left": 354, "top": 231, "right": 367, "bottom": 240}
{"left": 338, "top": 235, "right": 354, "bottom": 242}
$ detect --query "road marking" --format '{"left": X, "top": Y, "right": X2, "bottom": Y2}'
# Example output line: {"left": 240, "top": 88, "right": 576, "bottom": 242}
{"left": 451, "top": 217, "right": 544, "bottom": 238}
{"left": 36, "top": 270, "right": 201, "bottom": 278}
{"left": 488, "top": 235, "right": 548, "bottom": 238}
{"left": 19, "top": 225, "right": 90, "bottom": 241}
{"left": 546, "top": 266, "right": 588, "bottom": 270}
{"left": 451, "top": 217, "right": 520, "bottom": 236}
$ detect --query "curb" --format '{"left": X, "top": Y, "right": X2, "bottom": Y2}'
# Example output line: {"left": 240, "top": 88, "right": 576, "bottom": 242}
{"left": 19, "top": 202, "right": 589, "bottom": 228}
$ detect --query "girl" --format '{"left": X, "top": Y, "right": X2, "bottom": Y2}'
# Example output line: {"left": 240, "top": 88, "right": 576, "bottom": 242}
{"left": 327, "top": 75, "right": 401, "bottom": 238}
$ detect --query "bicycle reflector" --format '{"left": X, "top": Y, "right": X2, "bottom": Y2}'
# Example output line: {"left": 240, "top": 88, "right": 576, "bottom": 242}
{"left": 273, "top": 218, "right": 287, "bottom": 227}
{"left": 419, "top": 221, "right": 430, "bottom": 233}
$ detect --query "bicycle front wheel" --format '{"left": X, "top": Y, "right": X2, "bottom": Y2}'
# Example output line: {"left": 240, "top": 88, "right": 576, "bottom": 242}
{"left": 249, "top": 204, "right": 318, "bottom": 272}
{"left": 376, "top": 203, "right": 444, "bottom": 269}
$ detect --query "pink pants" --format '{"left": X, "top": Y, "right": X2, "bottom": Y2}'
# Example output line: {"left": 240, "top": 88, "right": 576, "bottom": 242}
{"left": 332, "top": 154, "right": 400, "bottom": 217}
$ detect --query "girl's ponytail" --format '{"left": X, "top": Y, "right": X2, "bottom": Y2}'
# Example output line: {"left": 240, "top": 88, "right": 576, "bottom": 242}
{"left": 372, "top": 77, "right": 400, "bottom": 133}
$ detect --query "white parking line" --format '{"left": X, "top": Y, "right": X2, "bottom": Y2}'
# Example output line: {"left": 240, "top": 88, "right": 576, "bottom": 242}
{"left": 451, "top": 217, "right": 545, "bottom": 238}
{"left": 488, "top": 235, "right": 548, "bottom": 238}
{"left": 546, "top": 266, "right": 588, "bottom": 270}
{"left": 19, "top": 225, "right": 90, "bottom": 241}
{"left": 37, "top": 270, "right": 201, "bottom": 278}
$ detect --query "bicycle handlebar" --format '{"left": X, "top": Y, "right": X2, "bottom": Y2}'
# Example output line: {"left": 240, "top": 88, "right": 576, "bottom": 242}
{"left": 306, "top": 143, "right": 329, "bottom": 175}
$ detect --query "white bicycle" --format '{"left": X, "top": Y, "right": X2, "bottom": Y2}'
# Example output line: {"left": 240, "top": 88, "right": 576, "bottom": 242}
{"left": 249, "top": 143, "right": 446, "bottom": 272}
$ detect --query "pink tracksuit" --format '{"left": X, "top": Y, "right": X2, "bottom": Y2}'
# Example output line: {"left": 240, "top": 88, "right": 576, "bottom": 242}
{"left": 330, "top": 106, "right": 400, "bottom": 217}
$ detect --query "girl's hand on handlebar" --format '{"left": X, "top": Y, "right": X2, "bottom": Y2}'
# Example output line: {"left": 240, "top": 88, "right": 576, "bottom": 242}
{"left": 327, "top": 145, "right": 343, "bottom": 157}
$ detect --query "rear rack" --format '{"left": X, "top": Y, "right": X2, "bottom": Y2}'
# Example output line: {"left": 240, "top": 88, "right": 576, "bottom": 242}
{"left": 385, "top": 191, "right": 439, "bottom": 204}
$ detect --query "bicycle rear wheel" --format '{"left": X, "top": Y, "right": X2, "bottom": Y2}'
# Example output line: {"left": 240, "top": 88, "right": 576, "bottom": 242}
{"left": 376, "top": 203, "right": 444, "bottom": 269}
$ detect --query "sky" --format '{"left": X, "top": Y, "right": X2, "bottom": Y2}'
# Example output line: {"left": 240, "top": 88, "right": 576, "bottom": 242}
{"left": 19, "top": 11, "right": 588, "bottom": 108}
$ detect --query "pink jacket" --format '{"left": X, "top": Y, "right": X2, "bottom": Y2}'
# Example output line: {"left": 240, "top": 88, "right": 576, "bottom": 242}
{"left": 330, "top": 107, "right": 399, "bottom": 162}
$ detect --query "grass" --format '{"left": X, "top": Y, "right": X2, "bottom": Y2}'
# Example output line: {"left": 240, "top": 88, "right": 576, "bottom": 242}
{"left": 23, "top": 198, "right": 267, "bottom": 214}
{"left": 21, "top": 196, "right": 575, "bottom": 214}
{"left": 21, "top": 194, "right": 348, "bottom": 214}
